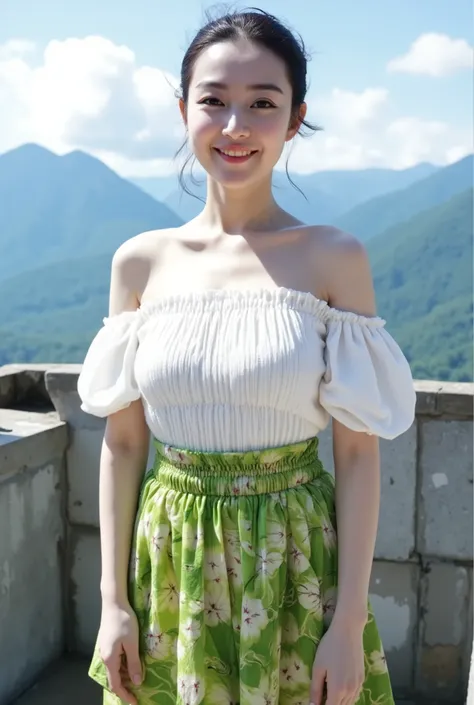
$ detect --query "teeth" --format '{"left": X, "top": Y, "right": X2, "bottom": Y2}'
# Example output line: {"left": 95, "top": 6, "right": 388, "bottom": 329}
{"left": 220, "top": 149, "right": 252, "bottom": 157}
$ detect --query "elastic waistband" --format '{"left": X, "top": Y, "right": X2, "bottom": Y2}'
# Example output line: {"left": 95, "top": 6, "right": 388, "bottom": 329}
{"left": 151, "top": 436, "right": 324, "bottom": 496}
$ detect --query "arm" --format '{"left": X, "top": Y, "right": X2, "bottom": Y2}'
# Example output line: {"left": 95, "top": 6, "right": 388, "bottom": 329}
{"left": 327, "top": 234, "right": 380, "bottom": 628}
{"left": 95, "top": 243, "right": 150, "bottom": 703}
{"left": 99, "top": 242, "right": 150, "bottom": 605}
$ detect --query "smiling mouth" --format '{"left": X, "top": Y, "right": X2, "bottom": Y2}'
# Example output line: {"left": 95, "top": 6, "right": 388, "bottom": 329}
{"left": 214, "top": 147, "right": 258, "bottom": 162}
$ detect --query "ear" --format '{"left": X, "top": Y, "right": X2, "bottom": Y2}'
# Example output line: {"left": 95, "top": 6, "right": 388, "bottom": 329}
{"left": 286, "top": 102, "right": 307, "bottom": 141}
{"left": 179, "top": 98, "right": 187, "bottom": 126}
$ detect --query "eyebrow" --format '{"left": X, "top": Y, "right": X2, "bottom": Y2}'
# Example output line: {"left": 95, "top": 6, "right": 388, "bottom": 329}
{"left": 196, "top": 81, "right": 284, "bottom": 94}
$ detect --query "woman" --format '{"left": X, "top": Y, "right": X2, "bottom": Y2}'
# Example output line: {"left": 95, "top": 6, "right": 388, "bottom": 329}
{"left": 78, "top": 9, "right": 416, "bottom": 705}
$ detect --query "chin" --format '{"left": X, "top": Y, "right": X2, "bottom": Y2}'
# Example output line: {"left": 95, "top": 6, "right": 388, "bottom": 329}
{"left": 196, "top": 151, "right": 269, "bottom": 188}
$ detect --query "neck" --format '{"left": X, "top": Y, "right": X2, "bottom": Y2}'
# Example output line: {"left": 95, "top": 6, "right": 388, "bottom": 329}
{"left": 199, "top": 175, "right": 281, "bottom": 234}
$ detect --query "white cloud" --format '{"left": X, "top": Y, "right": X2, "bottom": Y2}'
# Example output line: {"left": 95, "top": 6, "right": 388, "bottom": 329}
{"left": 387, "top": 33, "right": 473, "bottom": 77}
{"left": 286, "top": 87, "right": 472, "bottom": 173}
{"left": 0, "top": 39, "right": 36, "bottom": 60}
{"left": 0, "top": 36, "right": 183, "bottom": 168}
{"left": 0, "top": 35, "right": 471, "bottom": 177}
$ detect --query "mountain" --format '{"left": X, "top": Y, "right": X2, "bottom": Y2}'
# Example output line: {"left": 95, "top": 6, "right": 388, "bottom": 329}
{"left": 335, "top": 154, "right": 473, "bottom": 242}
{"left": 303, "top": 162, "right": 439, "bottom": 212}
{"left": 0, "top": 144, "right": 182, "bottom": 281}
{"left": 0, "top": 252, "right": 113, "bottom": 365}
{"left": 161, "top": 172, "right": 343, "bottom": 225}
{"left": 0, "top": 190, "right": 471, "bottom": 381}
{"left": 367, "top": 189, "right": 473, "bottom": 382}
{"left": 133, "top": 162, "right": 439, "bottom": 221}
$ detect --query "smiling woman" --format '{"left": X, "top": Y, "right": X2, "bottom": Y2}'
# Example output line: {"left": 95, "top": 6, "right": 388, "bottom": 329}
{"left": 174, "top": 10, "right": 320, "bottom": 196}
{"left": 78, "top": 7, "right": 416, "bottom": 705}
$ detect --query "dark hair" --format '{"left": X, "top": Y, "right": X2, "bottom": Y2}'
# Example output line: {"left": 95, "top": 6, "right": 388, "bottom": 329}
{"left": 175, "top": 6, "right": 321, "bottom": 199}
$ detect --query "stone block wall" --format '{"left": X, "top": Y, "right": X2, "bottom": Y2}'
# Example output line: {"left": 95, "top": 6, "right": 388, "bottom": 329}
{"left": 0, "top": 365, "right": 472, "bottom": 704}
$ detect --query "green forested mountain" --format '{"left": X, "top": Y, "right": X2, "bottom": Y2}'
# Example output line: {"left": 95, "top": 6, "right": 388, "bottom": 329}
{"left": 0, "top": 147, "right": 471, "bottom": 383}
{"left": 335, "top": 154, "right": 473, "bottom": 242}
{"left": 134, "top": 161, "right": 438, "bottom": 222}
{"left": 367, "top": 189, "right": 473, "bottom": 381}
{"left": 0, "top": 144, "right": 182, "bottom": 281}
{"left": 0, "top": 190, "right": 471, "bottom": 381}
{"left": 162, "top": 172, "right": 343, "bottom": 226}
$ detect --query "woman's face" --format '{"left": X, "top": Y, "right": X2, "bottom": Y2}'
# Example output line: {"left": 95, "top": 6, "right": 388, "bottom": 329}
{"left": 180, "top": 38, "right": 306, "bottom": 189}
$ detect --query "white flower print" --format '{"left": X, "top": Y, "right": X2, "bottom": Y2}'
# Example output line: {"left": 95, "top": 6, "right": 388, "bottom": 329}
{"left": 226, "top": 553, "right": 243, "bottom": 588}
{"left": 150, "top": 523, "right": 170, "bottom": 553}
{"left": 183, "top": 523, "right": 204, "bottom": 552}
{"left": 297, "top": 577, "right": 323, "bottom": 617}
{"left": 321, "top": 518, "right": 337, "bottom": 550}
{"left": 165, "top": 494, "right": 183, "bottom": 533}
{"left": 208, "top": 683, "right": 239, "bottom": 705}
{"left": 241, "top": 675, "right": 279, "bottom": 705}
{"left": 279, "top": 651, "right": 310, "bottom": 690}
{"left": 241, "top": 540, "right": 255, "bottom": 556}
{"left": 269, "top": 491, "right": 287, "bottom": 507}
{"left": 293, "top": 472, "right": 310, "bottom": 487}
{"left": 322, "top": 586, "right": 337, "bottom": 627}
{"left": 181, "top": 594, "right": 204, "bottom": 615}
{"left": 223, "top": 528, "right": 240, "bottom": 555}
{"left": 231, "top": 475, "right": 255, "bottom": 495}
{"left": 223, "top": 528, "right": 242, "bottom": 585}
{"left": 137, "top": 511, "right": 153, "bottom": 538}
{"left": 203, "top": 550, "right": 227, "bottom": 583}
{"left": 288, "top": 537, "right": 310, "bottom": 574}
{"left": 204, "top": 582, "right": 231, "bottom": 626}
{"left": 158, "top": 579, "right": 179, "bottom": 613}
{"left": 145, "top": 623, "right": 173, "bottom": 659}
{"left": 256, "top": 548, "right": 283, "bottom": 577}
{"left": 181, "top": 617, "right": 201, "bottom": 642}
{"left": 241, "top": 596, "right": 269, "bottom": 639}
{"left": 139, "top": 585, "right": 151, "bottom": 612}
{"left": 369, "top": 649, "right": 388, "bottom": 675}
{"left": 178, "top": 674, "right": 204, "bottom": 705}
{"left": 265, "top": 521, "right": 286, "bottom": 551}
{"left": 282, "top": 612, "right": 300, "bottom": 645}
{"left": 164, "top": 445, "right": 195, "bottom": 466}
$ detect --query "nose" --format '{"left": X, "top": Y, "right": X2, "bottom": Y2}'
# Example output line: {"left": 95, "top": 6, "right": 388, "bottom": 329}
{"left": 222, "top": 111, "right": 250, "bottom": 140}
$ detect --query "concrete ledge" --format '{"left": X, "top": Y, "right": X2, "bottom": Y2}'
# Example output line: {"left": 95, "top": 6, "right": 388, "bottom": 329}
{"left": 1, "top": 367, "right": 473, "bottom": 419}
{"left": 0, "top": 408, "right": 68, "bottom": 480}
{"left": 415, "top": 380, "right": 474, "bottom": 418}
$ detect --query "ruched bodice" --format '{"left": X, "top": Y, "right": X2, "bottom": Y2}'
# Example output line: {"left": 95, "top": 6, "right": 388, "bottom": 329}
{"left": 77, "top": 287, "right": 416, "bottom": 451}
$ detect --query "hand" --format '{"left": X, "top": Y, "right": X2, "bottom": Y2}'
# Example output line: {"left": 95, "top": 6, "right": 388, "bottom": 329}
{"left": 310, "top": 617, "right": 365, "bottom": 705}
{"left": 98, "top": 600, "right": 143, "bottom": 705}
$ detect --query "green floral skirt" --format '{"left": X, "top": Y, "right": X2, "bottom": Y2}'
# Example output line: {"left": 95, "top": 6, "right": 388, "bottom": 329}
{"left": 89, "top": 436, "right": 394, "bottom": 705}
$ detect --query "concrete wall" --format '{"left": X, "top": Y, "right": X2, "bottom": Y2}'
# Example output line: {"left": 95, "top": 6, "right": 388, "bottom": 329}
{"left": 0, "top": 373, "right": 69, "bottom": 704}
{"left": 1, "top": 365, "right": 473, "bottom": 704}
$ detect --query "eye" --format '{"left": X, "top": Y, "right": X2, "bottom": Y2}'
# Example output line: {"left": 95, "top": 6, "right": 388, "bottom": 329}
{"left": 198, "top": 96, "right": 224, "bottom": 106}
{"left": 252, "top": 99, "right": 276, "bottom": 109}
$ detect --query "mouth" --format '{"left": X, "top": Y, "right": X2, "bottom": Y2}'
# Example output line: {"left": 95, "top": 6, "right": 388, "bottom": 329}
{"left": 213, "top": 147, "right": 258, "bottom": 164}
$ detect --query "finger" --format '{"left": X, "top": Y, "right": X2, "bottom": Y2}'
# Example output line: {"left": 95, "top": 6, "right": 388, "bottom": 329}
{"left": 105, "top": 653, "right": 137, "bottom": 705}
{"left": 310, "top": 667, "right": 327, "bottom": 705}
{"left": 343, "top": 685, "right": 363, "bottom": 705}
{"left": 335, "top": 685, "right": 360, "bottom": 705}
{"left": 123, "top": 639, "right": 143, "bottom": 686}
{"left": 325, "top": 684, "right": 345, "bottom": 705}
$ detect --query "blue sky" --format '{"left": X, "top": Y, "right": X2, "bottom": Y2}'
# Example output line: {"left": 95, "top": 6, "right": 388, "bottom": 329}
{"left": 1, "top": 0, "right": 472, "bottom": 174}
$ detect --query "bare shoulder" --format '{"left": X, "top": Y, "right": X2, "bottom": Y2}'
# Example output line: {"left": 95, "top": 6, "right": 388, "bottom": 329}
{"left": 108, "top": 228, "right": 175, "bottom": 315}
{"left": 307, "top": 225, "right": 376, "bottom": 316}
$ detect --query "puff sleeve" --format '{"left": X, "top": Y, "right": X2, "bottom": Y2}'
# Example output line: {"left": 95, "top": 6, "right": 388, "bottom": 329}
{"left": 319, "top": 314, "right": 416, "bottom": 439}
{"left": 77, "top": 312, "right": 141, "bottom": 417}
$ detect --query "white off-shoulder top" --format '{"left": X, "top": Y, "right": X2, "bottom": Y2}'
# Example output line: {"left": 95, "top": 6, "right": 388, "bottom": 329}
{"left": 77, "top": 288, "right": 416, "bottom": 451}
